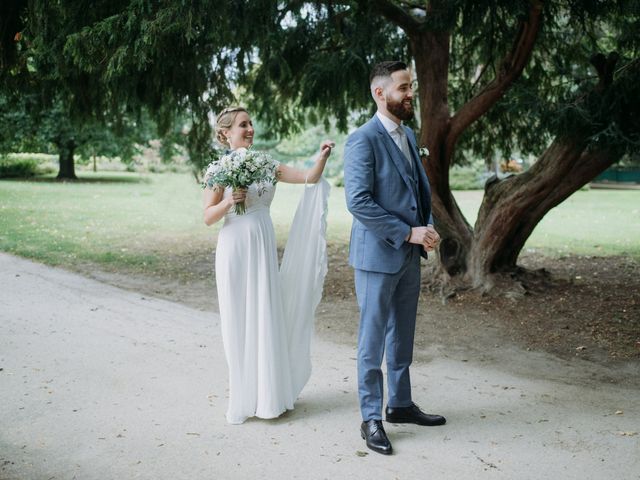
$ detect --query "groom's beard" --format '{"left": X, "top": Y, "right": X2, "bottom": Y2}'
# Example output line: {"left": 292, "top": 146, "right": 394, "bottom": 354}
{"left": 387, "top": 97, "right": 414, "bottom": 121}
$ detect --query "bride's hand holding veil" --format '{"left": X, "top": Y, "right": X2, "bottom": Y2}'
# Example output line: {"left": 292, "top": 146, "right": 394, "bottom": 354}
{"left": 277, "top": 139, "right": 334, "bottom": 184}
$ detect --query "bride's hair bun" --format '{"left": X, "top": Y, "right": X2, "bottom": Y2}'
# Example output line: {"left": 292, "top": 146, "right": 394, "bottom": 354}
{"left": 215, "top": 106, "right": 248, "bottom": 147}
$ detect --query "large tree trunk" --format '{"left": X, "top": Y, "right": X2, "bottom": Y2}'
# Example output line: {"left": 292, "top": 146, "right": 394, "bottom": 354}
{"left": 411, "top": 32, "right": 474, "bottom": 276}
{"left": 56, "top": 139, "right": 77, "bottom": 180}
{"left": 409, "top": 2, "right": 544, "bottom": 282}
{"left": 462, "top": 51, "right": 626, "bottom": 290}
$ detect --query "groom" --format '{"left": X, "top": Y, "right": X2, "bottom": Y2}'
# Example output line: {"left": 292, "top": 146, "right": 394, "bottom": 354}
{"left": 344, "top": 61, "right": 445, "bottom": 455}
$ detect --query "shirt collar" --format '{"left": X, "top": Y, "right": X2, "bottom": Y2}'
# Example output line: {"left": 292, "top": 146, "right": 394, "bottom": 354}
{"left": 376, "top": 111, "right": 402, "bottom": 134}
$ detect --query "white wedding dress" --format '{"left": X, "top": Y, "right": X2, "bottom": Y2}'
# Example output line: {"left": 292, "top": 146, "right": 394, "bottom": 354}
{"left": 215, "top": 178, "right": 330, "bottom": 424}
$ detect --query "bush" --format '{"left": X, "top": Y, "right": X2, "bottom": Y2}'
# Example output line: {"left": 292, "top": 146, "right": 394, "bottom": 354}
{"left": 449, "top": 164, "right": 484, "bottom": 190}
{"left": 330, "top": 164, "right": 485, "bottom": 190}
{"left": 0, "top": 155, "right": 40, "bottom": 178}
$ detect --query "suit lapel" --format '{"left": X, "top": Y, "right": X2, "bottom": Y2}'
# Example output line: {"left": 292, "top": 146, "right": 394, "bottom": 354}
{"left": 403, "top": 126, "right": 433, "bottom": 223}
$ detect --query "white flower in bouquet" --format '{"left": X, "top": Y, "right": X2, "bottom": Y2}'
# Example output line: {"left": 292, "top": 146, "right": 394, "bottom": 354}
{"left": 202, "top": 147, "right": 279, "bottom": 215}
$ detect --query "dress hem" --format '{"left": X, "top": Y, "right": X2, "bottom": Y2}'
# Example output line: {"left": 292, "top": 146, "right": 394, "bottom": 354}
{"left": 226, "top": 406, "right": 292, "bottom": 425}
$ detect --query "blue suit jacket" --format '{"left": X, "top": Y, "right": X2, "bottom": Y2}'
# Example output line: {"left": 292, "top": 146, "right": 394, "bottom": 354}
{"left": 344, "top": 115, "right": 433, "bottom": 274}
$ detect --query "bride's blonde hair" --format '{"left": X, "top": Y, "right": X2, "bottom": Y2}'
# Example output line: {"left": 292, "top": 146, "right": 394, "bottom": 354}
{"left": 215, "top": 106, "right": 248, "bottom": 147}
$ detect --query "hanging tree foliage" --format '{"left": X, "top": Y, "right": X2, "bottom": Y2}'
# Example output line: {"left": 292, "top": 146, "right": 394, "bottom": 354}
{"left": 1, "top": 1, "right": 177, "bottom": 178}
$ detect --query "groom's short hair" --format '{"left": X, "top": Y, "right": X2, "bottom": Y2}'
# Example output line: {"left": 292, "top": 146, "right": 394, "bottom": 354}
{"left": 369, "top": 61, "right": 408, "bottom": 85}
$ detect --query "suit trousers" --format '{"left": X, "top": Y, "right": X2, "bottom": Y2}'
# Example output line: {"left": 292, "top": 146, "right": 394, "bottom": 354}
{"left": 354, "top": 244, "right": 421, "bottom": 421}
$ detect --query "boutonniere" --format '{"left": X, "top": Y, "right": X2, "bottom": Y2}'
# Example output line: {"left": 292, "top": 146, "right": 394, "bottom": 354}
{"left": 419, "top": 146, "right": 430, "bottom": 157}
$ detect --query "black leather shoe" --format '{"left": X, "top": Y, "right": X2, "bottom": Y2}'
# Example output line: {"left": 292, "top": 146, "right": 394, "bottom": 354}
{"left": 385, "top": 402, "right": 446, "bottom": 426}
{"left": 360, "top": 420, "right": 393, "bottom": 455}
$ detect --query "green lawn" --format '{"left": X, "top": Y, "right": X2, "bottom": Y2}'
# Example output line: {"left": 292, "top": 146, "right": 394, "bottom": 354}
{"left": 1, "top": 172, "right": 638, "bottom": 278}
{"left": 452, "top": 189, "right": 640, "bottom": 257}
{"left": 0, "top": 172, "right": 353, "bottom": 276}
{"left": 0, "top": 172, "right": 209, "bottom": 272}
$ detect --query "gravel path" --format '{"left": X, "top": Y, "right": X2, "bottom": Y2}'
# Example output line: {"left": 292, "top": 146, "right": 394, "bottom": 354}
{"left": 1, "top": 253, "right": 638, "bottom": 480}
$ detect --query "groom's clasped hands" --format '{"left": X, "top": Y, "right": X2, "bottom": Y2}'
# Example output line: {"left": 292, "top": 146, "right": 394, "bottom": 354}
{"left": 407, "top": 225, "right": 440, "bottom": 252}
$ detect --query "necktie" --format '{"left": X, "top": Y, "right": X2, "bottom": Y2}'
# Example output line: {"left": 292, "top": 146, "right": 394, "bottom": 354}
{"left": 395, "top": 127, "right": 413, "bottom": 172}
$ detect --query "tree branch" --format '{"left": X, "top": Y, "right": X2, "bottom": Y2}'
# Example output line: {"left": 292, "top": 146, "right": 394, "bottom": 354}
{"left": 448, "top": 1, "right": 543, "bottom": 144}
{"left": 550, "top": 148, "right": 617, "bottom": 201}
{"left": 399, "top": 1, "right": 426, "bottom": 10}
{"left": 370, "top": 0, "right": 422, "bottom": 34}
{"left": 590, "top": 51, "right": 619, "bottom": 91}
{"left": 302, "top": 0, "right": 420, "bottom": 33}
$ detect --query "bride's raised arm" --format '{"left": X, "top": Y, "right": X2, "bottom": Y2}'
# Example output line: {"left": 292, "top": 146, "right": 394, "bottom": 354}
{"left": 277, "top": 140, "right": 334, "bottom": 184}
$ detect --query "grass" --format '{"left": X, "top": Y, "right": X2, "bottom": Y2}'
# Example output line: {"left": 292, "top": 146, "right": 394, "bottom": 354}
{"left": 453, "top": 189, "right": 640, "bottom": 257}
{"left": 0, "top": 172, "right": 353, "bottom": 279}
{"left": 1, "top": 172, "right": 638, "bottom": 279}
{"left": 0, "top": 172, "right": 203, "bottom": 272}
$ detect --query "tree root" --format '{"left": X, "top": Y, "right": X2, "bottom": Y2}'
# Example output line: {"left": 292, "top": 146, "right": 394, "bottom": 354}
{"left": 422, "top": 262, "right": 557, "bottom": 303}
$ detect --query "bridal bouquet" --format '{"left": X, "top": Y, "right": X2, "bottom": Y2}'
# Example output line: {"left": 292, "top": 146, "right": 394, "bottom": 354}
{"left": 202, "top": 147, "right": 279, "bottom": 215}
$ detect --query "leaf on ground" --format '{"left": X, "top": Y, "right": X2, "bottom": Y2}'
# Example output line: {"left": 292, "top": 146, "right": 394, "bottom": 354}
{"left": 356, "top": 450, "right": 369, "bottom": 457}
{"left": 617, "top": 431, "right": 637, "bottom": 437}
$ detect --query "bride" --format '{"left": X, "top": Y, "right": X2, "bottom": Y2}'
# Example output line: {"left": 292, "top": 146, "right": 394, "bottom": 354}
{"left": 203, "top": 106, "right": 333, "bottom": 424}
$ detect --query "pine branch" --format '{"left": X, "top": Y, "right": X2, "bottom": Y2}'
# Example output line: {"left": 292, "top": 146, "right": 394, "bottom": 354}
{"left": 308, "top": 0, "right": 421, "bottom": 34}
{"left": 448, "top": 1, "right": 543, "bottom": 144}
{"left": 370, "top": 0, "right": 422, "bottom": 34}
{"left": 398, "top": 1, "right": 426, "bottom": 10}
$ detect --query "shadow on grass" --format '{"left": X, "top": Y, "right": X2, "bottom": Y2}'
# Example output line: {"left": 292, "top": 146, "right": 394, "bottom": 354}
{"left": 1, "top": 174, "right": 152, "bottom": 184}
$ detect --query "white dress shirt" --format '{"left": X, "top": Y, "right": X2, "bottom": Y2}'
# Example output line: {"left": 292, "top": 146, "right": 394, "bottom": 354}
{"left": 376, "top": 111, "right": 413, "bottom": 171}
